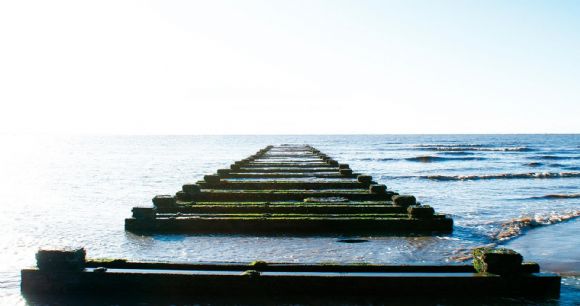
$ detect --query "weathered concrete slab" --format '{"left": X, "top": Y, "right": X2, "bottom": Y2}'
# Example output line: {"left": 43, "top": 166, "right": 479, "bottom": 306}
{"left": 186, "top": 190, "right": 395, "bottom": 202}
{"left": 126, "top": 215, "right": 453, "bottom": 233}
{"left": 219, "top": 173, "right": 359, "bottom": 179}
{"left": 197, "top": 181, "right": 372, "bottom": 190}
{"left": 233, "top": 168, "right": 339, "bottom": 173}
{"left": 22, "top": 248, "right": 559, "bottom": 297}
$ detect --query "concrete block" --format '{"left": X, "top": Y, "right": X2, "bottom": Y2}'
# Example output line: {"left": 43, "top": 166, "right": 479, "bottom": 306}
{"left": 338, "top": 164, "right": 350, "bottom": 170}
{"left": 393, "top": 195, "right": 416, "bottom": 207}
{"left": 132, "top": 207, "right": 156, "bottom": 219}
{"left": 217, "top": 169, "right": 231, "bottom": 176}
{"left": 340, "top": 169, "right": 353, "bottom": 175}
{"left": 36, "top": 248, "right": 86, "bottom": 271}
{"left": 473, "top": 248, "right": 523, "bottom": 275}
{"left": 204, "top": 175, "right": 221, "bottom": 184}
{"left": 152, "top": 195, "right": 176, "bottom": 208}
{"left": 407, "top": 205, "right": 434, "bottom": 218}
{"left": 369, "top": 184, "right": 386, "bottom": 194}
{"left": 357, "top": 175, "right": 372, "bottom": 184}
{"left": 182, "top": 184, "right": 201, "bottom": 194}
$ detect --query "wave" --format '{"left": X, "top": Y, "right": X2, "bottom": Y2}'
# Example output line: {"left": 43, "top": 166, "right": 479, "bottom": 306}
{"left": 526, "top": 162, "right": 566, "bottom": 168}
{"left": 415, "top": 144, "right": 488, "bottom": 148}
{"left": 424, "top": 147, "right": 532, "bottom": 152}
{"left": 414, "top": 144, "right": 532, "bottom": 152}
{"left": 424, "top": 172, "right": 580, "bottom": 181}
{"left": 450, "top": 210, "right": 580, "bottom": 261}
{"left": 359, "top": 155, "right": 484, "bottom": 162}
{"left": 528, "top": 194, "right": 580, "bottom": 200}
{"left": 495, "top": 210, "right": 580, "bottom": 241}
{"left": 357, "top": 157, "right": 395, "bottom": 161}
{"left": 449, "top": 243, "right": 497, "bottom": 262}
{"left": 405, "top": 156, "right": 487, "bottom": 163}
{"left": 438, "top": 151, "right": 475, "bottom": 156}
{"left": 530, "top": 155, "right": 580, "bottom": 160}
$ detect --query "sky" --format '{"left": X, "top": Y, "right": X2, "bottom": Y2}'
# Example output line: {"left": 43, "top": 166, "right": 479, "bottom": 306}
{"left": 0, "top": 0, "right": 579, "bottom": 134}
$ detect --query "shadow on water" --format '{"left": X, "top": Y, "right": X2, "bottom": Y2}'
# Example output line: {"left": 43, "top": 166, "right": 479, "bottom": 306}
{"left": 23, "top": 292, "right": 564, "bottom": 306}
{"left": 124, "top": 231, "right": 455, "bottom": 239}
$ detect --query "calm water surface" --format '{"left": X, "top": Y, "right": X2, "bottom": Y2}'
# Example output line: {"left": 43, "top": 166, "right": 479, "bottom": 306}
{"left": 1, "top": 135, "right": 579, "bottom": 305}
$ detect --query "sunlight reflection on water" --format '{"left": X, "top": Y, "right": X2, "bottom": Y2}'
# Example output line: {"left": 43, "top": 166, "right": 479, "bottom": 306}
{"left": 1, "top": 134, "right": 579, "bottom": 304}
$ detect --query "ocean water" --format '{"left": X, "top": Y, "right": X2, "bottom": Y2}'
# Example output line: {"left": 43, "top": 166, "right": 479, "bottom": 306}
{"left": 1, "top": 134, "right": 579, "bottom": 305}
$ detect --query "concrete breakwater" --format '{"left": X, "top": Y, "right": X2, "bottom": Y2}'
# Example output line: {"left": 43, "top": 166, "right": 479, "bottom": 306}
{"left": 21, "top": 247, "right": 561, "bottom": 298}
{"left": 125, "top": 144, "right": 453, "bottom": 234}
{"left": 20, "top": 144, "right": 562, "bottom": 299}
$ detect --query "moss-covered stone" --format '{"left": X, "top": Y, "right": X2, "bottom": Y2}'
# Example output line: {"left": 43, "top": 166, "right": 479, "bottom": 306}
{"left": 340, "top": 169, "right": 353, "bottom": 175}
{"left": 132, "top": 207, "right": 156, "bottom": 219}
{"left": 327, "top": 160, "right": 339, "bottom": 166}
{"left": 175, "top": 191, "right": 192, "bottom": 201}
{"left": 152, "top": 195, "right": 176, "bottom": 208}
{"left": 472, "top": 247, "right": 523, "bottom": 275}
{"left": 339, "top": 164, "right": 350, "bottom": 170}
{"left": 204, "top": 175, "right": 220, "bottom": 184}
{"left": 36, "top": 248, "right": 86, "bottom": 271}
{"left": 182, "top": 184, "right": 201, "bottom": 194}
{"left": 369, "top": 184, "right": 386, "bottom": 194}
{"left": 393, "top": 195, "right": 416, "bottom": 207}
{"left": 217, "top": 169, "right": 231, "bottom": 176}
{"left": 407, "top": 205, "right": 434, "bottom": 218}
{"left": 357, "top": 175, "right": 372, "bottom": 184}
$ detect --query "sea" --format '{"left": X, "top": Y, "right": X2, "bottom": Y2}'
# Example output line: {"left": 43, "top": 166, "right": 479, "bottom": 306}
{"left": 0, "top": 134, "right": 579, "bottom": 305}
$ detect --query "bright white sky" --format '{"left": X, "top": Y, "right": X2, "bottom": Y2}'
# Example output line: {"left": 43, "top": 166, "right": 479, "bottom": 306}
{"left": 1, "top": 0, "right": 579, "bottom": 134}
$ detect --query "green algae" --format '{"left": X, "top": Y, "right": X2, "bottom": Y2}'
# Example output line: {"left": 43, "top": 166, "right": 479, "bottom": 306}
{"left": 242, "top": 270, "right": 261, "bottom": 277}
{"left": 199, "top": 189, "right": 370, "bottom": 194}
{"left": 88, "top": 258, "right": 128, "bottom": 264}
{"left": 160, "top": 213, "right": 414, "bottom": 220}
{"left": 174, "top": 200, "right": 396, "bottom": 207}
{"left": 249, "top": 260, "right": 268, "bottom": 268}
